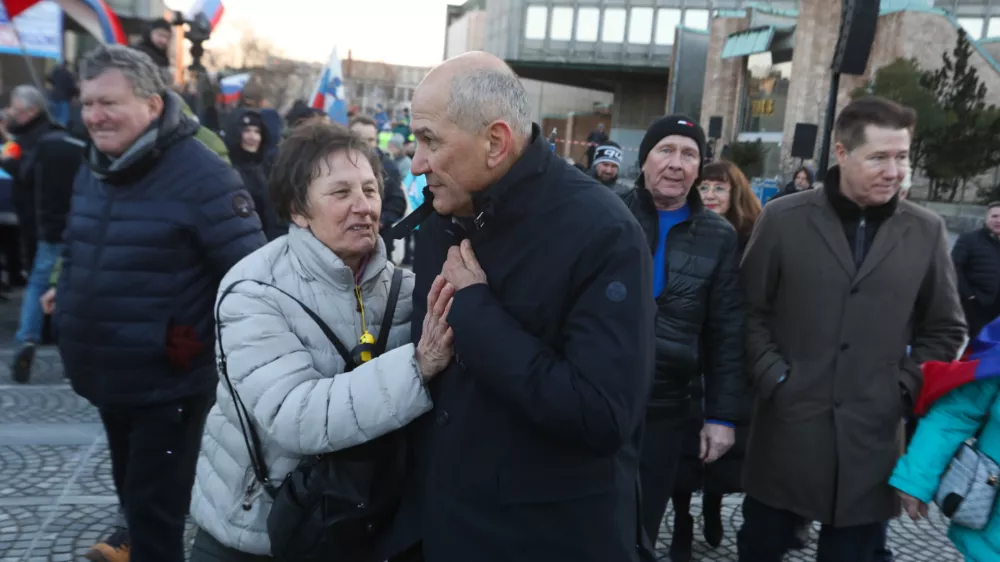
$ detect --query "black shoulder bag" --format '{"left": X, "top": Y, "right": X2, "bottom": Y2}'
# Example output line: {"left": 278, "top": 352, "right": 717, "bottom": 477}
{"left": 215, "top": 268, "right": 406, "bottom": 562}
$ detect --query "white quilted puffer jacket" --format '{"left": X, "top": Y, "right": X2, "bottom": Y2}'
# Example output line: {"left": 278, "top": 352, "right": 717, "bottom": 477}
{"left": 189, "top": 225, "right": 430, "bottom": 555}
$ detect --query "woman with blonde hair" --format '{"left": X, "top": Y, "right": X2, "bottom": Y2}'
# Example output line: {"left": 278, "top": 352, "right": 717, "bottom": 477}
{"left": 669, "top": 160, "right": 762, "bottom": 562}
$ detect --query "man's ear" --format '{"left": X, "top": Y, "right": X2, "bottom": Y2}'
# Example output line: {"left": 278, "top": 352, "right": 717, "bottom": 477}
{"left": 147, "top": 93, "right": 165, "bottom": 118}
{"left": 484, "top": 120, "right": 515, "bottom": 170}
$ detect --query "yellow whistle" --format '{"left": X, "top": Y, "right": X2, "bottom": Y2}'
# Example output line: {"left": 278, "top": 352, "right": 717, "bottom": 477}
{"left": 359, "top": 331, "right": 376, "bottom": 362}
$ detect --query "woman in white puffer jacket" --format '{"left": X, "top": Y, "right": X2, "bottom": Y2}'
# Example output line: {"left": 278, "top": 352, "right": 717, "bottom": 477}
{"left": 188, "top": 120, "right": 454, "bottom": 560}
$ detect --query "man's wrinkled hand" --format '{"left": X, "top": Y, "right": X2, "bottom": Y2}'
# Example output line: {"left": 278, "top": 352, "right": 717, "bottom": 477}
{"left": 700, "top": 423, "right": 735, "bottom": 464}
{"left": 442, "top": 239, "right": 487, "bottom": 290}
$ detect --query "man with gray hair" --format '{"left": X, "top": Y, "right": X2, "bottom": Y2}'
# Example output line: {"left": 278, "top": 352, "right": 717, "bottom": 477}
{"left": 1, "top": 84, "right": 57, "bottom": 273}
{"left": 42, "top": 44, "right": 265, "bottom": 562}
{"left": 376, "top": 51, "right": 655, "bottom": 562}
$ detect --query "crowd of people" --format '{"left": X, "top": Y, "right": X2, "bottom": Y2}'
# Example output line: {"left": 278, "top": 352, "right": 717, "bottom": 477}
{"left": 1, "top": 15, "right": 999, "bottom": 562}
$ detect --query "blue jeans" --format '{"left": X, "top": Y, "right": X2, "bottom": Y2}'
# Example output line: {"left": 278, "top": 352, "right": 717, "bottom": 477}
{"left": 15, "top": 241, "right": 62, "bottom": 344}
{"left": 49, "top": 101, "right": 69, "bottom": 126}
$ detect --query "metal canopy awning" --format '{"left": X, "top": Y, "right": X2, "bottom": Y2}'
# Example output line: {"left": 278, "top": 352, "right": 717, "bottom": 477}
{"left": 722, "top": 26, "right": 795, "bottom": 59}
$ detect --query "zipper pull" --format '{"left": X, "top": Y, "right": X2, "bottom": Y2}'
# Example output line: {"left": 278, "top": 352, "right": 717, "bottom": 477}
{"left": 242, "top": 482, "right": 255, "bottom": 511}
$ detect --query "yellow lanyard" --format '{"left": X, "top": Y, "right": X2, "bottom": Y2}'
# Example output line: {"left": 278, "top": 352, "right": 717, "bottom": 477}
{"left": 354, "top": 284, "right": 376, "bottom": 362}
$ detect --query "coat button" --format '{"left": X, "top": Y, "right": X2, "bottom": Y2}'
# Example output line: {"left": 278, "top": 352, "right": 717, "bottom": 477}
{"left": 850, "top": 287, "right": 859, "bottom": 295}
{"left": 455, "top": 354, "right": 466, "bottom": 369}
{"left": 436, "top": 410, "right": 450, "bottom": 425}
{"left": 835, "top": 399, "right": 843, "bottom": 408}
{"left": 840, "top": 343, "right": 850, "bottom": 351}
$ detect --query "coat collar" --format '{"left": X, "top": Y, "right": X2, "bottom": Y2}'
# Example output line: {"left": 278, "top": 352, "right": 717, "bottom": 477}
{"left": 470, "top": 123, "right": 549, "bottom": 230}
{"left": 286, "top": 224, "right": 388, "bottom": 289}
{"left": 810, "top": 169, "right": 911, "bottom": 285}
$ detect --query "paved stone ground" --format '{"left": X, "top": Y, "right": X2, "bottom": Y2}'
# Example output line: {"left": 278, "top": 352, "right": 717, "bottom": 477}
{"left": 0, "top": 291, "right": 965, "bottom": 561}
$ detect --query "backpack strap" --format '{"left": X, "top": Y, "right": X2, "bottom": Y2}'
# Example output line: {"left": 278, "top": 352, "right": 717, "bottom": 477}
{"left": 373, "top": 268, "right": 404, "bottom": 356}
{"left": 388, "top": 187, "right": 434, "bottom": 239}
{"left": 214, "top": 279, "right": 358, "bottom": 492}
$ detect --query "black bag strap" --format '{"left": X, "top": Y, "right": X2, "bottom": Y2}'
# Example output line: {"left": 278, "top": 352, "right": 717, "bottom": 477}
{"left": 374, "top": 268, "right": 404, "bottom": 356}
{"left": 214, "top": 279, "right": 358, "bottom": 492}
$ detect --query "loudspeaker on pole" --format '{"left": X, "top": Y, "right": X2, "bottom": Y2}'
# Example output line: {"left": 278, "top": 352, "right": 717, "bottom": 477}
{"left": 791, "top": 123, "right": 819, "bottom": 159}
{"left": 831, "top": 0, "right": 881, "bottom": 75}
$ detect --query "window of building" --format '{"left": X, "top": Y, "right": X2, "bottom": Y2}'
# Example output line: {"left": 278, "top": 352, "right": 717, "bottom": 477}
{"left": 602, "top": 8, "right": 626, "bottom": 43}
{"left": 741, "top": 52, "right": 792, "bottom": 134}
{"left": 576, "top": 7, "right": 600, "bottom": 42}
{"left": 685, "top": 9, "right": 710, "bottom": 30}
{"left": 550, "top": 7, "right": 574, "bottom": 40}
{"left": 654, "top": 8, "right": 682, "bottom": 45}
{"left": 525, "top": 5, "right": 548, "bottom": 40}
{"left": 628, "top": 7, "right": 653, "bottom": 44}
{"left": 988, "top": 17, "right": 1000, "bottom": 38}
{"left": 958, "top": 17, "right": 984, "bottom": 40}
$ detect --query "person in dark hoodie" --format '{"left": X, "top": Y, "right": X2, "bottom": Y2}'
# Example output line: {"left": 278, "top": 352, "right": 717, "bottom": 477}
{"left": 133, "top": 17, "right": 172, "bottom": 70}
{"left": 589, "top": 141, "right": 631, "bottom": 196}
{"left": 225, "top": 110, "right": 283, "bottom": 240}
{"left": 769, "top": 165, "right": 814, "bottom": 202}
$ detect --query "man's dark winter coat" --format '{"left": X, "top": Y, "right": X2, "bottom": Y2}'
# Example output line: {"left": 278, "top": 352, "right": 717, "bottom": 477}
{"left": 376, "top": 125, "right": 656, "bottom": 562}
{"left": 952, "top": 226, "right": 1000, "bottom": 336}
{"left": 23, "top": 128, "right": 86, "bottom": 242}
{"left": 2, "top": 114, "right": 59, "bottom": 259}
{"left": 378, "top": 149, "right": 407, "bottom": 257}
{"left": 622, "top": 185, "right": 746, "bottom": 423}
{"left": 56, "top": 91, "right": 266, "bottom": 408}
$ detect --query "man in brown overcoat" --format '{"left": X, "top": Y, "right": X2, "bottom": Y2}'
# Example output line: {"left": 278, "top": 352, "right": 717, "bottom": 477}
{"left": 738, "top": 96, "right": 966, "bottom": 562}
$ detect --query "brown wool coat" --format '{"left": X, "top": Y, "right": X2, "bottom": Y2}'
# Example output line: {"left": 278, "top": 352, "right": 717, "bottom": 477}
{"left": 741, "top": 186, "right": 966, "bottom": 527}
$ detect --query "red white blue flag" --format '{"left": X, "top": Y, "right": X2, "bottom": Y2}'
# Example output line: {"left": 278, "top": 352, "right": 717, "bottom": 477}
{"left": 916, "top": 317, "right": 1000, "bottom": 415}
{"left": 220, "top": 72, "right": 249, "bottom": 105}
{"left": 3, "top": 0, "right": 125, "bottom": 43}
{"left": 309, "top": 46, "right": 348, "bottom": 126}
{"left": 186, "top": 0, "right": 223, "bottom": 31}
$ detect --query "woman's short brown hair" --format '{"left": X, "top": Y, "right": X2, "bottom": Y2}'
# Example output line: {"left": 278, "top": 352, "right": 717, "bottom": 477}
{"left": 269, "top": 119, "right": 384, "bottom": 222}
{"left": 701, "top": 161, "right": 761, "bottom": 238}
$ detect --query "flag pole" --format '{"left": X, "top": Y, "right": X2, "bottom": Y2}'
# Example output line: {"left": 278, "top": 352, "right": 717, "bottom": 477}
{"left": 12, "top": 25, "right": 43, "bottom": 90}
{"left": 2, "top": 3, "right": 44, "bottom": 90}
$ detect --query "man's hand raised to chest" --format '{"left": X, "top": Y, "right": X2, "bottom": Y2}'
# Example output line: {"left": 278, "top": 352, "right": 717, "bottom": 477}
{"left": 442, "top": 239, "right": 487, "bottom": 290}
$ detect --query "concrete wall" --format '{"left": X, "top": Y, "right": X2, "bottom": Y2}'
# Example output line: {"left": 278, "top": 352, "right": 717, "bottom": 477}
{"left": 778, "top": 0, "right": 843, "bottom": 175}
{"left": 700, "top": 14, "right": 751, "bottom": 154}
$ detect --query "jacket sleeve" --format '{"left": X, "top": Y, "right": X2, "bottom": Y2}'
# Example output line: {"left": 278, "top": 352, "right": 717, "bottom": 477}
{"left": 905, "top": 218, "right": 968, "bottom": 397}
{"left": 741, "top": 204, "right": 788, "bottom": 400}
{"left": 217, "top": 282, "right": 433, "bottom": 455}
{"left": 950, "top": 232, "right": 977, "bottom": 302}
{"left": 194, "top": 169, "right": 267, "bottom": 275}
{"left": 446, "top": 221, "right": 656, "bottom": 455}
{"left": 890, "top": 378, "right": 1000, "bottom": 502}
{"left": 702, "top": 229, "right": 747, "bottom": 423}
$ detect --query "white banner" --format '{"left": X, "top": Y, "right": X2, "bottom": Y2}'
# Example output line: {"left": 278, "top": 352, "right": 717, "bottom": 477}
{"left": 0, "top": 1, "right": 63, "bottom": 60}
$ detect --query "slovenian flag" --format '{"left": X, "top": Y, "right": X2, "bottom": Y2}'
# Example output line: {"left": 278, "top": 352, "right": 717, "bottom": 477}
{"left": 915, "top": 317, "right": 1000, "bottom": 415}
{"left": 186, "top": 0, "right": 224, "bottom": 31}
{"left": 309, "top": 47, "right": 348, "bottom": 126}
{"left": 3, "top": 0, "right": 125, "bottom": 43}
{"left": 220, "top": 72, "right": 250, "bottom": 105}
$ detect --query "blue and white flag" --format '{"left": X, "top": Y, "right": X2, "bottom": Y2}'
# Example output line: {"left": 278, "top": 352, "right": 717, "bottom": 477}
{"left": 309, "top": 46, "right": 348, "bottom": 126}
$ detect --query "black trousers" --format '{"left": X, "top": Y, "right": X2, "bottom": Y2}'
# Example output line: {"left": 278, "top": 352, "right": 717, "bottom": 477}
{"left": 737, "top": 496, "right": 882, "bottom": 562}
{"left": 189, "top": 528, "right": 272, "bottom": 562}
{"left": 638, "top": 416, "right": 691, "bottom": 543}
{"left": 99, "top": 394, "right": 213, "bottom": 562}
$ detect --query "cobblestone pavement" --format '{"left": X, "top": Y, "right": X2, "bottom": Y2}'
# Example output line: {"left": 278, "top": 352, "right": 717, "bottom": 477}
{"left": 0, "top": 292, "right": 965, "bottom": 561}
